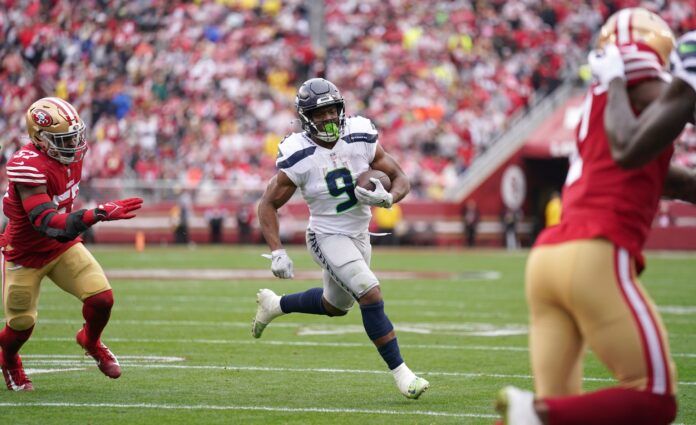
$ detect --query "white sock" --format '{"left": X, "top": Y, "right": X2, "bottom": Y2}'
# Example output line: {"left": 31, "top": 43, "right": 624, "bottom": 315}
{"left": 391, "top": 363, "right": 416, "bottom": 391}
{"left": 508, "top": 387, "right": 542, "bottom": 425}
{"left": 271, "top": 294, "right": 284, "bottom": 316}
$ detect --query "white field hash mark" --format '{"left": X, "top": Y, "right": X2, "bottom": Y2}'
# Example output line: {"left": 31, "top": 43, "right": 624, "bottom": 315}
{"left": 20, "top": 356, "right": 696, "bottom": 387}
{"left": 0, "top": 402, "right": 498, "bottom": 419}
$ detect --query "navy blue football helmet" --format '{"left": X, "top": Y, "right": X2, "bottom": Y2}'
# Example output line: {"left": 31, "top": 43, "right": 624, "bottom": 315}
{"left": 295, "top": 78, "right": 345, "bottom": 143}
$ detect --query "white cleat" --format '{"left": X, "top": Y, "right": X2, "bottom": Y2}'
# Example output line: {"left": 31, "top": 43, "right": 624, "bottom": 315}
{"left": 251, "top": 289, "right": 284, "bottom": 339}
{"left": 402, "top": 376, "right": 430, "bottom": 399}
{"left": 495, "top": 386, "right": 542, "bottom": 425}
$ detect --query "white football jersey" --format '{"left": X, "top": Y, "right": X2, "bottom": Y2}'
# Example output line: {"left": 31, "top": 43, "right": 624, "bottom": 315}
{"left": 277, "top": 116, "right": 379, "bottom": 235}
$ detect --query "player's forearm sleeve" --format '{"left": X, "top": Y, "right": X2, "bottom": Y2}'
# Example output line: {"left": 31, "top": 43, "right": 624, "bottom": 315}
{"left": 22, "top": 193, "right": 97, "bottom": 242}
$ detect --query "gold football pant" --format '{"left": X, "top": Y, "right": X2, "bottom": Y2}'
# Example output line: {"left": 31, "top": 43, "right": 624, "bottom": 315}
{"left": 2, "top": 243, "right": 111, "bottom": 330}
{"left": 526, "top": 239, "right": 676, "bottom": 397}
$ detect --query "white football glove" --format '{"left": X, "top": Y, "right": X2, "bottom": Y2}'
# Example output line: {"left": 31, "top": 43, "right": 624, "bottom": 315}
{"left": 270, "top": 249, "right": 294, "bottom": 279}
{"left": 354, "top": 178, "right": 394, "bottom": 208}
{"left": 588, "top": 43, "right": 625, "bottom": 86}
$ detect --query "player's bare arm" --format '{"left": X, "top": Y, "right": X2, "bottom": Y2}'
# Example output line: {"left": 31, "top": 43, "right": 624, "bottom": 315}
{"left": 16, "top": 183, "right": 47, "bottom": 200}
{"left": 369, "top": 144, "right": 410, "bottom": 204}
{"left": 663, "top": 164, "right": 696, "bottom": 204}
{"left": 606, "top": 78, "right": 695, "bottom": 168}
{"left": 258, "top": 171, "right": 297, "bottom": 251}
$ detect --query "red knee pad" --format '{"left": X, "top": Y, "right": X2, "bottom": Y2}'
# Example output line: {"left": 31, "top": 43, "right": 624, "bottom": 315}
{"left": 83, "top": 290, "right": 114, "bottom": 311}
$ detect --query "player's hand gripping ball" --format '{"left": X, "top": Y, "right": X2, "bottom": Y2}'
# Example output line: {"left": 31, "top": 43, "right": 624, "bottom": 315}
{"left": 356, "top": 169, "right": 391, "bottom": 192}
{"left": 355, "top": 170, "right": 393, "bottom": 208}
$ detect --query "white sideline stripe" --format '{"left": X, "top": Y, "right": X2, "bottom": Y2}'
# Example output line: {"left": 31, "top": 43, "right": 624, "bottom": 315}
{"left": 659, "top": 305, "right": 696, "bottom": 315}
{"left": 22, "top": 355, "right": 185, "bottom": 362}
{"left": 0, "top": 402, "right": 496, "bottom": 419}
{"left": 36, "top": 318, "right": 302, "bottom": 328}
{"left": 31, "top": 336, "right": 529, "bottom": 351}
{"left": 17, "top": 362, "right": 696, "bottom": 387}
{"left": 30, "top": 336, "right": 696, "bottom": 358}
{"left": 103, "top": 268, "right": 486, "bottom": 281}
{"left": 25, "top": 368, "right": 84, "bottom": 375}
{"left": 36, "top": 318, "right": 530, "bottom": 336}
{"left": 32, "top": 305, "right": 521, "bottom": 318}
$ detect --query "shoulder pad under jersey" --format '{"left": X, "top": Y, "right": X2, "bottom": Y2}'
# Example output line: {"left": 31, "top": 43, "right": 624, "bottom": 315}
{"left": 6, "top": 146, "right": 48, "bottom": 186}
{"left": 276, "top": 132, "right": 316, "bottom": 170}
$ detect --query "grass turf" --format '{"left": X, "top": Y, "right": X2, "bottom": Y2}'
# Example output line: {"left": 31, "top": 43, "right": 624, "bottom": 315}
{"left": 0, "top": 245, "right": 693, "bottom": 424}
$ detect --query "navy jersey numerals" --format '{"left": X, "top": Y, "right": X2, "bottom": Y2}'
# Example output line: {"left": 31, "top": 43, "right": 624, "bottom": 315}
{"left": 325, "top": 168, "right": 358, "bottom": 213}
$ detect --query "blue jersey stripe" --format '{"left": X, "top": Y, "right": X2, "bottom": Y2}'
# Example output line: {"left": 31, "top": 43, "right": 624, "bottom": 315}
{"left": 277, "top": 146, "right": 317, "bottom": 169}
{"left": 342, "top": 133, "right": 377, "bottom": 144}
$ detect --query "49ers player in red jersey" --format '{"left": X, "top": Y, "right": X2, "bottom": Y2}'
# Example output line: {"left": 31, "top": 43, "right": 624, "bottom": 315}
{"left": 495, "top": 8, "right": 696, "bottom": 425}
{"left": 0, "top": 97, "right": 142, "bottom": 391}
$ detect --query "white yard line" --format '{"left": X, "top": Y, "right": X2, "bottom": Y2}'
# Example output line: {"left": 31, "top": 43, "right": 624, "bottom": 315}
{"left": 22, "top": 354, "right": 185, "bottom": 362}
{"left": 31, "top": 336, "right": 696, "bottom": 358}
{"left": 104, "top": 268, "right": 493, "bottom": 282}
{"left": 19, "top": 356, "right": 696, "bottom": 387}
{"left": 24, "top": 368, "right": 84, "bottom": 375}
{"left": 0, "top": 402, "right": 497, "bottom": 419}
{"left": 31, "top": 336, "right": 530, "bottom": 351}
{"left": 34, "top": 318, "right": 302, "bottom": 329}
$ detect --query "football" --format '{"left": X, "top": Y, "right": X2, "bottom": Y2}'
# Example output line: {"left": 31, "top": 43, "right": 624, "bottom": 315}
{"left": 356, "top": 169, "right": 391, "bottom": 192}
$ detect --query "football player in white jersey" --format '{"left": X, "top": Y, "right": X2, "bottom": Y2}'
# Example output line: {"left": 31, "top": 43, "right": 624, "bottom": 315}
{"left": 253, "top": 78, "right": 429, "bottom": 399}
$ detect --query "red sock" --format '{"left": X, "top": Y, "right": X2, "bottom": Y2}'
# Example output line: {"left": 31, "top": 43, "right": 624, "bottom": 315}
{"left": 81, "top": 290, "right": 114, "bottom": 347}
{"left": 0, "top": 325, "right": 34, "bottom": 365}
{"left": 545, "top": 387, "right": 677, "bottom": 425}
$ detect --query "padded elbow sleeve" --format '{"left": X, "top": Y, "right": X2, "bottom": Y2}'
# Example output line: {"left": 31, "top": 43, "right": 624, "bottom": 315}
{"left": 23, "top": 193, "right": 90, "bottom": 242}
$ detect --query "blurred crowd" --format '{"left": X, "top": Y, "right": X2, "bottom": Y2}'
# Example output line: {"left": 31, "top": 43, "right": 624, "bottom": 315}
{"left": 1, "top": 0, "right": 694, "bottom": 203}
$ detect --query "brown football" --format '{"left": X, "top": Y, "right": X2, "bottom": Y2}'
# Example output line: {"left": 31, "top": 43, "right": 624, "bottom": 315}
{"left": 356, "top": 169, "right": 392, "bottom": 192}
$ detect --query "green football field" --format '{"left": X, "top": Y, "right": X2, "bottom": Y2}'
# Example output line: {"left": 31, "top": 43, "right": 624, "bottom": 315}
{"left": 1, "top": 245, "right": 694, "bottom": 424}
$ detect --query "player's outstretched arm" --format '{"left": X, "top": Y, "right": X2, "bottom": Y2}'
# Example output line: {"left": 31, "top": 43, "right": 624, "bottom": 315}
{"left": 605, "top": 78, "right": 695, "bottom": 168}
{"left": 663, "top": 164, "right": 696, "bottom": 204}
{"left": 258, "top": 172, "right": 297, "bottom": 279}
{"left": 258, "top": 172, "right": 297, "bottom": 252}
{"left": 17, "top": 184, "right": 143, "bottom": 242}
{"left": 368, "top": 145, "right": 410, "bottom": 204}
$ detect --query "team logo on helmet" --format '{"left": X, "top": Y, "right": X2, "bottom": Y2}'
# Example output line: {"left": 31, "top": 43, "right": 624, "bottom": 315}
{"left": 31, "top": 109, "right": 53, "bottom": 127}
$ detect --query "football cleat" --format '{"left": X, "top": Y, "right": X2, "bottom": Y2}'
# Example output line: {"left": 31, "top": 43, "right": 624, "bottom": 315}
{"left": 495, "top": 386, "right": 542, "bottom": 425}
{"left": 251, "top": 288, "right": 284, "bottom": 339}
{"left": 0, "top": 354, "right": 33, "bottom": 391}
{"left": 76, "top": 328, "right": 121, "bottom": 379}
{"left": 402, "top": 376, "right": 430, "bottom": 400}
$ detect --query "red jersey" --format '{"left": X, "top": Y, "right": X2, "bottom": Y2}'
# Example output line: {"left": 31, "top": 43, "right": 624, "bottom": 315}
{"left": 535, "top": 84, "right": 673, "bottom": 270}
{"left": 2, "top": 143, "right": 84, "bottom": 268}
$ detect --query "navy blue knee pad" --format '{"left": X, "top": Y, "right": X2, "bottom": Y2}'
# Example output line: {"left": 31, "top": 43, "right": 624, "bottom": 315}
{"left": 360, "top": 301, "right": 394, "bottom": 341}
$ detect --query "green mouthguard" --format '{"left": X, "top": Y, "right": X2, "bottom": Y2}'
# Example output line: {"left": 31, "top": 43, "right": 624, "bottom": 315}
{"left": 324, "top": 122, "right": 339, "bottom": 138}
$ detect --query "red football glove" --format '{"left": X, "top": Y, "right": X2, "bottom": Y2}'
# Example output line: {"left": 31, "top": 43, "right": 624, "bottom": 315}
{"left": 94, "top": 197, "right": 143, "bottom": 221}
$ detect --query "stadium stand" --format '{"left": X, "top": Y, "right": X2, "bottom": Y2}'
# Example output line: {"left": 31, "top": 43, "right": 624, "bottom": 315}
{"left": 1, "top": 0, "right": 694, "bottom": 245}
